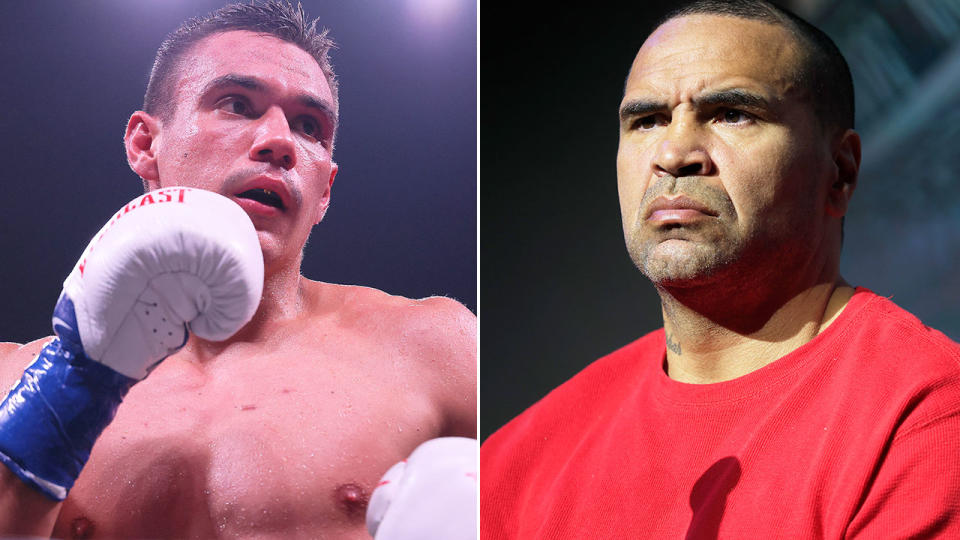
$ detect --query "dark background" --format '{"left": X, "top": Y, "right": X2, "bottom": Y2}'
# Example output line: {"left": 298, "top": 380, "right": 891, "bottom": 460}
{"left": 0, "top": 1, "right": 477, "bottom": 344}
{"left": 481, "top": 1, "right": 960, "bottom": 440}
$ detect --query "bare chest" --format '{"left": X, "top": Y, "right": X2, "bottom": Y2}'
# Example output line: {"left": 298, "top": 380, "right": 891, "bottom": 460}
{"left": 53, "top": 339, "right": 443, "bottom": 539}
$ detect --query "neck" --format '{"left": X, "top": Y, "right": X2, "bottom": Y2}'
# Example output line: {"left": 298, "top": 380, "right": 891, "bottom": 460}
{"left": 660, "top": 276, "right": 854, "bottom": 384}
{"left": 250, "top": 262, "right": 308, "bottom": 329}
{"left": 185, "top": 258, "right": 308, "bottom": 360}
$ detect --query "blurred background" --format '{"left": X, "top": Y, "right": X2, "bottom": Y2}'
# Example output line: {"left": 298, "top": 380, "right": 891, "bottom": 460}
{"left": 482, "top": 0, "right": 960, "bottom": 439}
{"left": 0, "top": 1, "right": 477, "bottom": 344}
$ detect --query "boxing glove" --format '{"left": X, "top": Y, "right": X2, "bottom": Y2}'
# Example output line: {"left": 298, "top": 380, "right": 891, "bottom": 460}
{"left": 367, "top": 437, "right": 478, "bottom": 540}
{"left": 0, "top": 187, "right": 263, "bottom": 500}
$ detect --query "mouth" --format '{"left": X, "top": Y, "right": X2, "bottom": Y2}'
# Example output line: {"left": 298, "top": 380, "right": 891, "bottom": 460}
{"left": 236, "top": 188, "right": 287, "bottom": 211}
{"left": 644, "top": 195, "right": 719, "bottom": 224}
{"left": 236, "top": 188, "right": 286, "bottom": 211}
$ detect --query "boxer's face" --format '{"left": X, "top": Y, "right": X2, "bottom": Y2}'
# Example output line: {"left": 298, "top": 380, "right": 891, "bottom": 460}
{"left": 145, "top": 30, "right": 338, "bottom": 272}
{"left": 617, "top": 15, "right": 837, "bottom": 289}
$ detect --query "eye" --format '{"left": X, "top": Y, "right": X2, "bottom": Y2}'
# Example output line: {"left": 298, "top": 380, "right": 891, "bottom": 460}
{"left": 294, "top": 116, "right": 317, "bottom": 137}
{"left": 217, "top": 96, "right": 254, "bottom": 117}
{"left": 292, "top": 116, "right": 328, "bottom": 144}
{"left": 631, "top": 114, "right": 666, "bottom": 131}
{"left": 717, "top": 109, "right": 753, "bottom": 125}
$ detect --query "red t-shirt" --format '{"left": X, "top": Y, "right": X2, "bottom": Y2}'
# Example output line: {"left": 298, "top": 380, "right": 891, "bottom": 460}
{"left": 482, "top": 289, "right": 960, "bottom": 539}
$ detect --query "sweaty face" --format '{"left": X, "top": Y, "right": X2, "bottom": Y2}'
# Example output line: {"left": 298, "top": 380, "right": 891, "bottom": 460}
{"left": 150, "top": 30, "right": 338, "bottom": 272}
{"left": 617, "top": 15, "right": 835, "bottom": 289}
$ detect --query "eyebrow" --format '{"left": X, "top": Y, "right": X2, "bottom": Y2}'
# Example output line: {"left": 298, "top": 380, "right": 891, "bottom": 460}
{"left": 202, "top": 74, "right": 338, "bottom": 131}
{"left": 619, "top": 89, "right": 773, "bottom": 122}
{"left": 694, "top": 89, "right": 771, "bottom": 111}
{"left": 619, "top": 99, "right": 663, "bottom": 122}
{"left": 201, "top": 73, "right": 262, "bottom": 96}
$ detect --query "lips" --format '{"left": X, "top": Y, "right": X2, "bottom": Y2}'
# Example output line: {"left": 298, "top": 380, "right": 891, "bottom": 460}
{"left": 232, "top": 175, "right": 294, "bottom": 215}
{"left": 237, "top": 188, "right": 284, "bottom": 210}
{"left": 644, "top": 195, "right": 719, "bottom": 224}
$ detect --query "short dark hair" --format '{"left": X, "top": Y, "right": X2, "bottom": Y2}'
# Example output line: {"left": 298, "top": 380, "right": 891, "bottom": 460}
{"left": 658, "top": 0, "right": 854, "bottom": 133}
{"left": 143, "top": 0, "right": 338, "bottom": 122}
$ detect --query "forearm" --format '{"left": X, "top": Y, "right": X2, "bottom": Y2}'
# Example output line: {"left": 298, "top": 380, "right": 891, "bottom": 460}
{"left": 0, "top": 464, "right": 60, "bottom": 536}
{"left": 0, "top": 189, "right": 262, "bottom": 534}
{"left": 0, "top": 342, "right": 60, "bottom": 534}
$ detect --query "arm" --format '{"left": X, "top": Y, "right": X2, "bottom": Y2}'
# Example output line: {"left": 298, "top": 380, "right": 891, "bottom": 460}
{"left": 845, "top": 409, "right": 960, "bottom": 538}
{"left": 0, "top": 340, "right": 60, "bottom": 536}
{"left": 421, "top": 296, "right": 477, "bottom": 438}
{"left": 0, "top": 461, "right": 60, "bottom": 535}
{"left": 364, "top": 298, "right": 478, "bottom": 539}
{"left": 0, "top": 189, "right": 263, "bottom": 535}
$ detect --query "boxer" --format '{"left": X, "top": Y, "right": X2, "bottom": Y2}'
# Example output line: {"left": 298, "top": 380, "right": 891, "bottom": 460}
{"left": 0, "top": 2, "right": 476, "bottom": 538}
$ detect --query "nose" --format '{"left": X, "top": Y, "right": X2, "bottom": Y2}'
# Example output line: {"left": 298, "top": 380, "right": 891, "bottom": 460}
{"left": 651, "top": 117, "right": 713, "bottom": 178}
{"left": 249, "top": 106, "right": 297, "bottom": 170}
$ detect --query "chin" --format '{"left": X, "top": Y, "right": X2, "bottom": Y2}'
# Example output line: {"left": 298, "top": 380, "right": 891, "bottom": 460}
{"left": 640, "top": 260, "right": 718, "bottom": 288}
{"left": 628, "top": 238, "right": 735, "bottom": 289}
{"left": 255, "top": 232, "right": 285, "bottom": 267}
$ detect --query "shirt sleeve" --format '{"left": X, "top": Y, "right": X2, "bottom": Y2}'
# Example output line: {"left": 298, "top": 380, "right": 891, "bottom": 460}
{"left": 845, "top": 409, "right": 960, "bottom": 538}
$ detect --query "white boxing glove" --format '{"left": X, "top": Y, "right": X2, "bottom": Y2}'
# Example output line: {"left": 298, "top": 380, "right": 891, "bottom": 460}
{"left": 62, "top": 186, "right": 264, "bottom": 379}
{"left": 0, "top": 187, "right": 264, "bottom": 501}
{"left": 367, "top": 437, "right": 478, "bottom": 540}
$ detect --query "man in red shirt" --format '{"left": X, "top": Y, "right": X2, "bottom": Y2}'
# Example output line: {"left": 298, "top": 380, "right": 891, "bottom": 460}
{"left": 482, "top": 1, "right": 960, "bottom": 537}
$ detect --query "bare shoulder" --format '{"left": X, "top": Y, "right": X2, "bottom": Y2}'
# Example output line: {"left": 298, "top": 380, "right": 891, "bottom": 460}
{"left": 0, "top": 338, "right": 50, "bottom": 364}
{"left": 309, "top": 280, "right": 476, "bottom": 349}
{"left": 384, "top": 292, "right": 476, "bottom": 350}
{"left": 379, "top": 292, "right": 477, "bottom": 438}
{"left": 306, "top": 281, "right": 477, "bottom": 436}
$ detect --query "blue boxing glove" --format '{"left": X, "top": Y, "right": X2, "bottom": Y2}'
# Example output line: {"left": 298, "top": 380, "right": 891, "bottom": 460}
{"left": 0, "top": 187, "right": 263, "bottom": 500}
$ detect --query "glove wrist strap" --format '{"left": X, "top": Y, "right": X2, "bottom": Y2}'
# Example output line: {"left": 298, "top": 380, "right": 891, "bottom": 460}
{"left": 0, "top": 298, "right": 136, "bottom": 501}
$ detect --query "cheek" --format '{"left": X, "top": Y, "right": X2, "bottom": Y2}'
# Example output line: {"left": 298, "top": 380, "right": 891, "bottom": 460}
{"left": 160, "top": 143, "right": 228, "bottom": 190}
{"left": 297, "top": 143, "right": 334, "bottom": 173}
{"left": 616, "top": 140, "right": 654, "bottom": 226}
{"left": 722, "top": 137, "right": 821, "bottom": 232}
{"left": 181, "top": 131, "right": 238, "bottom": 168}
{"left": 714, "top": 129, "right": 788, "bottom": 200}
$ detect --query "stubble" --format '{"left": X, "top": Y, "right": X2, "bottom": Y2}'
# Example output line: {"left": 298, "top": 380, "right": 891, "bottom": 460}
{"left": 624, "top": 176, "right": 744, "bottom": 288}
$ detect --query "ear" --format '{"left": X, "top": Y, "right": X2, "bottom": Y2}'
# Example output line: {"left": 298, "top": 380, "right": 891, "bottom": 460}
{"left": 826, "top": 128, "right": 860, "bottom": 218}
{"left": 124, "top": 111, "right": 162, "bottom": 191}
{"left": 314, "top": 162, "right": 338, "bottom": 225}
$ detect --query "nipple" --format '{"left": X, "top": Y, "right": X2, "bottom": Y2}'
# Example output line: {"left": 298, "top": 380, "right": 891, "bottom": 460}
{"left": 335, "top": 482, "right": 369, "bottom": 518}
{"left": 71, "top": 516, "right": 95, "bottom": 539}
